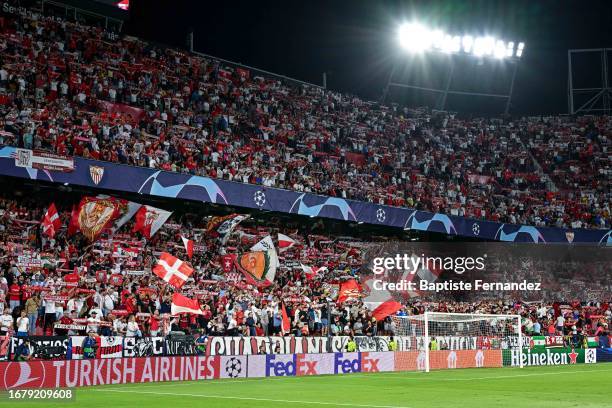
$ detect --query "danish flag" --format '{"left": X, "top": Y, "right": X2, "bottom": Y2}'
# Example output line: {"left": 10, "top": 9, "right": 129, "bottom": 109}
{"left": 152, "top": 252, "right": 193, "bottom": 289}
{"left": 41, "top": 203, "right": 61, "bottom": 238}
{"left": 181, "top": 236, "right": 194, "bottom": 259}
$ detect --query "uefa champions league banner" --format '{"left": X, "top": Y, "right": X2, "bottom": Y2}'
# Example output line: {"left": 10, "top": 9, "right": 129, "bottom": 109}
{"left": 0, "top": 147, "right": 609, "bottom": 244}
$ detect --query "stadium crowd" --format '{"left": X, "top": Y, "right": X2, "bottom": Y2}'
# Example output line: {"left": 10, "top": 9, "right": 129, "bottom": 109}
{"left": 0, "top": 4, "right": 608, "bottom": 231}
{"left": 0, "top": 2, "right": 608, "bottom": 351}
{"left": 0, "top": 192, "right": 609, "bottom": 346}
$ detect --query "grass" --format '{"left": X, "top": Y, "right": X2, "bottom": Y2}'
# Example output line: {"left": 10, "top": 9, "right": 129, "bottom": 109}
{"left": 2, "top": 364, "right": 611, "bottom": 408}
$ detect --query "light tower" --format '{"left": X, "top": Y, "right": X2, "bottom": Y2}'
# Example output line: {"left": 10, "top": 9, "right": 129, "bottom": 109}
{"left": 383, "top": 22, "right": 524, "bottom": 114}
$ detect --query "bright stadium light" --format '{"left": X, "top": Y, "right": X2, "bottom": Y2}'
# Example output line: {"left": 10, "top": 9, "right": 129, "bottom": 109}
{"left": 516, "top": 42, "right": 525, "bottom": 57}
{"left": 397, "top": 23, "right": 432, "bottom": 52}
{"left": 462, "top": 35, "right": 474, "bottom": 53}
{"left": 494, "top": 40, "right": 507, "bottom": 59}
{"left": 397, "top": 22, "right": 524, "bottom": 59}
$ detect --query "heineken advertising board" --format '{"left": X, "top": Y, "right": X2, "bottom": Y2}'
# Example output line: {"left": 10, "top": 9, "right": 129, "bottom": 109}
{"left": 503, "top": 348, "right": 597, "bottom": 367}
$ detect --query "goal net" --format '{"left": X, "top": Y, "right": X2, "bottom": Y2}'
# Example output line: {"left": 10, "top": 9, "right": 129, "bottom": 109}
{"left": 391, "top": 312, "right": 524, "bottom": 371}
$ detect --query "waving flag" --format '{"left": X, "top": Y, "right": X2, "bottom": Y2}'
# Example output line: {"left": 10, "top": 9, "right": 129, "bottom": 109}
{"left": 171, "top": 293, "right": 203, "bottom": 315}
{"left": 337, "top": 279, "right": 362, "bottom": 303}
{"left": 251, "top": 236, "right": 279, "bottom": 268}
{"left": 362, "top": 278, "right": 403, "bottom": 321}
{"left": 110, "top": 200, "right": 141, "bottom": 233}
{"left": 281, "top": 303, "right": 291, "bottom": 335}
{"left": 153, "top": 252, "right": 193, "bottom": 289}
{"left": 300, "top": 264, "right": 328, "bottom": 280}
{"left": 181, "top": 236, "right": 194, "bottom": 259}
{"left": 250, "top": 235, "right": 274, "bottom": 252}
{"left": 132, "top": 205, "right": 172, "bottom": 239}
{"left": 234, "top": 249, "right": 278, "bottom": 287}
{"left": 70, "top": 196, "right": 125, "bottom": 240}
{"left": 41, "top": 203, "right": 61, "bottom": 238}
{"left": 277, "top": 233, "right": 297, "bottom": 252}
{"left": 207, "top": 214, "right": 250, "bottom": 244}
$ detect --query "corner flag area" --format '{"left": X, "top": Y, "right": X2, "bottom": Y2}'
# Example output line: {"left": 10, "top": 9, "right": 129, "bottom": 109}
{"left": 6, "top": 364, "right": 609, "bottom": 408}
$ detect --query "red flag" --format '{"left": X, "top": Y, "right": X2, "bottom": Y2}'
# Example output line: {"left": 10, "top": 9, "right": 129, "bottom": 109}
{"left": 67, "top": 204, "right": 79, "bottom": 236}
{"left": 41, "top": 203, "right": 62, "bottom": 238}
{"left": 171, "top": 293, "right": 203, "bottom": 315}
{"left": 132, "top": 205, "right": 172, "bottom": 239}
{"left": 277, "top": 233, "right": 297, "bottom": 252}
{"left": 281, "top": 303, "right": 291, "bottom": 335}
{"left": 337, "top": 279, "right": 362, "bottom": 303}
{"left": 370, "top": 301, "right": 403, "bottom": 321}
{"left": 362, "top": 278, "right": 403, "bottom": 321}
{"left": 152, "top": 252, "right": 194, "bottom": 289}
{"left": 221, "top": 254, "right": 236, "bottom": 272}
{"left": 69, "top": 196, "right": 124, "bottom": 240}
{"left": 301, "top": 264, "right": 328, "bottom": 280}
{"left": 181, "top": 235, "right": 193, "bottom": 259}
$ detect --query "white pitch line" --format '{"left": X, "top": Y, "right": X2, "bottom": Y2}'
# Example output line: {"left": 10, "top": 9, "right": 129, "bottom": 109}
{"left": 93, "top": 389, "right": 412, "bottom": 408}
{"left": 96, "top": 366, "right": 612, "bottom": 391}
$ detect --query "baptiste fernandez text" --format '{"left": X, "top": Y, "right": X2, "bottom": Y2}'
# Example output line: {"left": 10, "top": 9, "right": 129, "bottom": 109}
{"left": 372, "top": 279, "right": 541, "bottom": 292}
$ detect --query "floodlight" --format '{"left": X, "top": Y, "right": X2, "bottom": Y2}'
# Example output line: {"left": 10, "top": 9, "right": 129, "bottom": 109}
{"left": 398, "top": 23, "right": 432, "bottom": 52}
{"left": 472, "top": 37, "right": 486, "bottom": 57}
{"left": 506, "top": 42, "right": 515, "bottom": 57}
{"left": 494, "top": 40, "right": 506, "bottom": 59}
{"left": 462, "top": 35, "right": 474, "bottom": 53}
{"left": 516, "top": 42, "right": 525, "bottom": 57}
{"left": 430, "top": 30, "right": 445, "bottom": 50}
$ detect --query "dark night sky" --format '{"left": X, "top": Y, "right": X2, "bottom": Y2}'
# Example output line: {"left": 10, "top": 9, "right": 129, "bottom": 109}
{"left": 126, "top": 0, "right": 612, "bottom": 115}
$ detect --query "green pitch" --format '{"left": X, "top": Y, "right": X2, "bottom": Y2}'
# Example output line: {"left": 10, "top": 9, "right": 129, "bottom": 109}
{"left": 3, "top": 364, "right": 611, "bottom": 408}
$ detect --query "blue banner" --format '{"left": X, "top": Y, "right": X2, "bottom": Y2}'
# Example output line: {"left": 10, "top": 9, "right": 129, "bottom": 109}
{"left": 0, "top": 146, "right": 610, "bottom": 244}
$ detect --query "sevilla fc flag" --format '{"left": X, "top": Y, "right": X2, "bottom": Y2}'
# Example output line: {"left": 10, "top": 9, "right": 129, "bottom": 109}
{"left": 171, "top": 293, "right": 203, "bottom": 315}
{"left": 70, "top": 196, "right": 124, "bottom": 241}
{"left": 41, "top": 203, "right": 61, "bottom": 238}
{"left": 181, "top": 236, "right": 194, "bottom": 259}
{"left": 153, "top": 252, "right": 194, "bottom": 289}
{"left": 132, "top": 205, "right": 172, "bottom": 239}
{"left": 337, "top": 279, "right": 362, "bottom": 303}
{"left": 277, "top": 233, "right": 297, "bottom": 252}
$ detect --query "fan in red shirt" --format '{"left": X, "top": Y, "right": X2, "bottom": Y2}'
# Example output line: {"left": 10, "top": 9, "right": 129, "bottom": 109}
{"left": 8, "top": 283, "right": 21, "bottom": 310}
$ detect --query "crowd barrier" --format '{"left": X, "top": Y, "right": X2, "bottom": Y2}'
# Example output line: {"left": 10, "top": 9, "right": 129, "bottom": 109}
{"left": 1, "top": 347, "right": 606, "bottom": 389}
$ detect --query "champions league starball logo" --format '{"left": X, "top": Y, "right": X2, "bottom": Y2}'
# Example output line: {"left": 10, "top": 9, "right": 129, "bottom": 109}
{"left": 472, "top": 223, "right": 480, "bottom": 236}
{"left": 376, "top": 208, "right": 386, "bottom": 223}
{"left": 225, "top": 357, "right": 243, "bottom": 378}
{"left": 253, "top": 190, "right": 266, "bottom": 207}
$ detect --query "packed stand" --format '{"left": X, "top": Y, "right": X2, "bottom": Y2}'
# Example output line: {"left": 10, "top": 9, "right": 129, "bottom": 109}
{"left": 0, "top": 6, "right": 608, "bottom": 229}
{"left": 0, "top": 192, "right": 609, "bottom": 347}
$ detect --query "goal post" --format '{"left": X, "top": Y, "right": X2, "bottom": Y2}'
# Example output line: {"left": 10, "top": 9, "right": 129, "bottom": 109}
{"left": 392, "top": 312, "right": 524, "bottom": 372}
